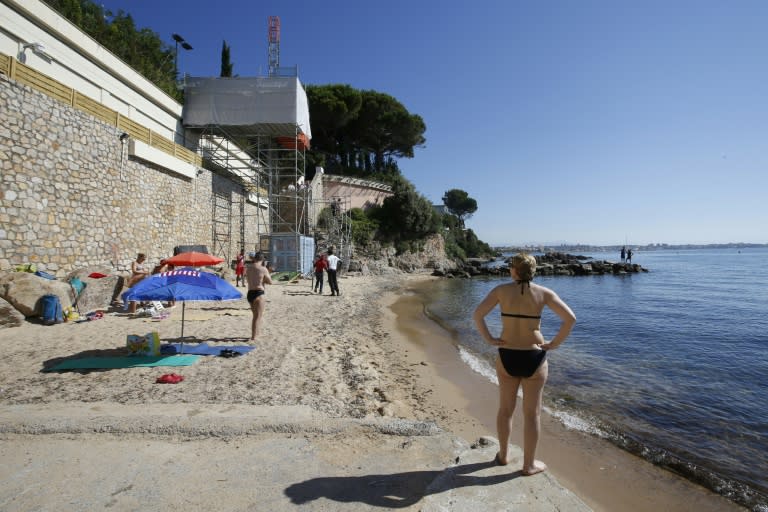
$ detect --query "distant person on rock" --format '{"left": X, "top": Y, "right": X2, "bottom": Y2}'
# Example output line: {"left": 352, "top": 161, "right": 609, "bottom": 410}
{"left": 620, "top": 246, "right": 626, "bottom": 263}
{"left": 627, "top": 248, "right": 633, "bottom": 264}
{"left": 473, "top": 253, "right": 576, "bottom": 476}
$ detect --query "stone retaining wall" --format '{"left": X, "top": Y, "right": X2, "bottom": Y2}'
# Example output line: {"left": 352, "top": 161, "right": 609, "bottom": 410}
{"left": 0, "top": 74, "right": 262, "bottom": 276}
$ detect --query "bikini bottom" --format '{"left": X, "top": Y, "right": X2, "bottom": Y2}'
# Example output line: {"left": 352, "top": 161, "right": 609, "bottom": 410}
{"left": 247, "top": 289, "right": 265, "bottom": 303}
{"left": 498, "top": 348, "right": 547, "bottom": 378}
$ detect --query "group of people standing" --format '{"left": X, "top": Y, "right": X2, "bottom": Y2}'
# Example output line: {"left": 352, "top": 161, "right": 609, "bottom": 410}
{"left": 233, "top": 247, "right": 342, "bottom": 343}
{"left": 620, "top": 245, "right": 633, "bottom": 263}
{"left": 313, "top": 248, "right": 341, "bottom": 296}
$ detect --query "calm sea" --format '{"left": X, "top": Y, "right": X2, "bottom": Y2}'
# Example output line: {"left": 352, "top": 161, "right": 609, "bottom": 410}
{"left": 419, "top": 248, "right": 768, "bottom": 510}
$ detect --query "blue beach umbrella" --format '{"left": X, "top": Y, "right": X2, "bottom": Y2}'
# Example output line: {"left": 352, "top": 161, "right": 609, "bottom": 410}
{"left": 122, "top": 268, "right": 242, "bottom": 353}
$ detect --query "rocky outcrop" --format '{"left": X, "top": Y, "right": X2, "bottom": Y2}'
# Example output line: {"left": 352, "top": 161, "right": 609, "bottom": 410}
{"left": 0, "top": 272, "right": 74, "bottom": 317}
{"left": 0, "top": 297, "right": 25, "bottom": 328}
{"left": 75, "top": 275, "right": 123, "bottom": 314}
{"left": 348, "top": 235, "right": 461, "bottom": 276}
{"left": 0, "top": 266, "right": 127, "bottom": 325}
{"left": 454, "top": 252, "right": 649, "bottom": 277}
{"left": 65, "top": 267, "right": 124, "bottom": 313}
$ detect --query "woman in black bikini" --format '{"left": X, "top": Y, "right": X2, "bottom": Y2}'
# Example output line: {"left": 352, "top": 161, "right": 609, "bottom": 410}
{"left": 473, "top": 253, "right": 576, "bottom": 476}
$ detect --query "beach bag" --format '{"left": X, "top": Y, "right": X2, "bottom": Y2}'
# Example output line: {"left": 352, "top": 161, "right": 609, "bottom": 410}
{"left": 126, "top": 331, "right": 161, "bottom": 356}
{"left": 41, "top": 294, "right": 64, "bottom": 325}
{"left": 34, "top": 270, "right": 56, "bottom": 280}
{"left": 15, "top": 263, "right": 37, "bottom": 273}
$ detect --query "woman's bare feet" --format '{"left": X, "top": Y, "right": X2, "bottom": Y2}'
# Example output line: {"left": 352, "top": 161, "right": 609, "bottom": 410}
{"left": 522, "top": 460, "right": 547, "bottom": 476}
{"left": 494, "top": 452, "right": 509, "bottom": 466}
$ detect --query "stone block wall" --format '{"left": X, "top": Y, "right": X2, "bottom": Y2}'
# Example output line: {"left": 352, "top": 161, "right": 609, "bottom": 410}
{"left": 0, "top": 74, "right": 262, "bottom": 276}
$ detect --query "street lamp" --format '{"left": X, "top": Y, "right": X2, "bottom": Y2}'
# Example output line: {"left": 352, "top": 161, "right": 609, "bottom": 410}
{"left": 18, "top": 41, "right": 53, "bottom": 63}
{"left": 172, "top": 33, "right": 193, "bottom": 77}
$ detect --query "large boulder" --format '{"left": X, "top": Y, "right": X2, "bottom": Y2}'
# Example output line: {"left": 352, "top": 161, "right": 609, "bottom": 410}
{"left": 0, "top": 297, "right": 25, "bottom": 328}
{"left": 65, "top": 267, "right": 123, "bottom": 313}
{"left": 0, "top": 272, "right": 74, "bottom": 317}
{"left": 75, "top": 275, "right": 123, "bottom": 313}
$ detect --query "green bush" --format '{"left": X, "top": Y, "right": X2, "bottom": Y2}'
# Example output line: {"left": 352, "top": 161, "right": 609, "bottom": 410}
{"left": 350, "top": 207, "right": 379, "bottom": 248}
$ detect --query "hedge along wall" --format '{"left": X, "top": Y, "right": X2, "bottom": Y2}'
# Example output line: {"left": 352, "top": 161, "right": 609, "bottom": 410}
{"left": 0, "top": 74, "right": 262, "bottom": 276}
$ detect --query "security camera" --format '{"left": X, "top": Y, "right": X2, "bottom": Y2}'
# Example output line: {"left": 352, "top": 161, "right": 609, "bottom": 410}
{"left": 119, "top": 133, "right": 129, "bottom": 141}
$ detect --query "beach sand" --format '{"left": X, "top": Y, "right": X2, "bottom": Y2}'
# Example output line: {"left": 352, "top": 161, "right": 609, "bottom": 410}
{"left": 0, "top": 272, "right": 745, "bottom": 510}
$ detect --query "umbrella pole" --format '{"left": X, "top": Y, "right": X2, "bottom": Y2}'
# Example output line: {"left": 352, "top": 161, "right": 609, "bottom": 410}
{"left": 180, "top": 302, "right": 186, "bottom": 355}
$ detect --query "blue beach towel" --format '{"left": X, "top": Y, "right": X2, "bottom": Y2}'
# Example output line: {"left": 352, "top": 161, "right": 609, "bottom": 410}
{"left": 160, "top": 343, "right": 254, "bottom": 356}
{"left": 45, "top": 355, "right": 200, "bottom": 371}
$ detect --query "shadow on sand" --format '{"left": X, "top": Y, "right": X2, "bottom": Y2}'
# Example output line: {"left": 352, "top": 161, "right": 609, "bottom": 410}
{"left": 284, "top": 461, "right": 521, "bottom": 508}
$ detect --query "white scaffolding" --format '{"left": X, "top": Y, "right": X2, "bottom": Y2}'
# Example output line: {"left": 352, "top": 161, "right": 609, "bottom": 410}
{"left": 182, "top": 76, "right": 312, "bottom": 271}
{"left": 312, "top": 195, "right": 352, "bottom": 271}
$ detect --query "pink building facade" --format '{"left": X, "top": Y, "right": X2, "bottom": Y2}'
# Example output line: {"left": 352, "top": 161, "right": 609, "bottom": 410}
{"left": 321, "top": 175, "right": 393, "bottom": 211}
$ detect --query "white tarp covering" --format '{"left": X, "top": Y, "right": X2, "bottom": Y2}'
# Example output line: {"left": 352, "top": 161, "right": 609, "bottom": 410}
{"left": 182, "top": 76, "right": 311, "bottom": 138}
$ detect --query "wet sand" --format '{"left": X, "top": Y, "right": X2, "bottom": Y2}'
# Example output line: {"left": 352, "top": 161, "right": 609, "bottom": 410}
{"left": 385, "top": 275, "right": 745, "bottom": 512}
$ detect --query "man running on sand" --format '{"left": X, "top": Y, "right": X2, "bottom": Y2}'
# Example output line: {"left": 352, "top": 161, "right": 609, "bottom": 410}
{"left": 245, "top": 252, "right": 273, "bottom": 342}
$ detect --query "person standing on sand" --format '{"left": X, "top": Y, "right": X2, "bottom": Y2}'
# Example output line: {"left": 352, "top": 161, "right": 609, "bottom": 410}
{"left": 235, "top": 249, "right": 245, "bottom": 287}
{"left": 313, "top": 253, "right": 327, "bottom": 294}
{"left": 245, "top": 252, "right": 273, "bottom": 342}
{"left": 326, "top": 248, "right": 340, "bottom": 296}
{"left": 473, "top": 253, "right": 576, "bottom": 476}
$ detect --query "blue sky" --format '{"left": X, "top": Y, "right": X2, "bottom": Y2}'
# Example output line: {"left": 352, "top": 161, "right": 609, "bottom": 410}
{"left": 100, "top": 0, "right": 768, "bottom": 246}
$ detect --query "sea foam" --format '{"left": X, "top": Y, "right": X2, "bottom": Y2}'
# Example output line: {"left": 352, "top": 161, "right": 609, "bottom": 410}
{"left": 458, "top": 346, "right": 498, "bottom": 385}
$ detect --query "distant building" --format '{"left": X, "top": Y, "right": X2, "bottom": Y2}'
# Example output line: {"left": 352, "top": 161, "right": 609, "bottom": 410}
{"left": 318, "top": 175, "right": 393, "bottom": 212}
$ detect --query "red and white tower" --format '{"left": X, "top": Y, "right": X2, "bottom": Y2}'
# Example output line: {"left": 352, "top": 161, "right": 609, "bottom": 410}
{"left": 267, "top": 16, "right": 280, "bottom": 77}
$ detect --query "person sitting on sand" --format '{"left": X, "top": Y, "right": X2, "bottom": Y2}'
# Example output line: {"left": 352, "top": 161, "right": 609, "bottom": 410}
{"left": 152, "top": 259, "right": 176, "bottom": 308}
{"left": 473, "top": 253, "right": 576, "bottom": 476}
{"left": 128, "top": 253, "right": 149, "bottom": 287}
{"left": 245, "top": 251, "right": 273, "bottom": 342}
{"left": 127, "top": 253, "right": 151, "bottom": 313}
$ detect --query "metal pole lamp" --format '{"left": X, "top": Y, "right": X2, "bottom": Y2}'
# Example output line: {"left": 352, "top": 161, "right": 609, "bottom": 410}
{"left": 172, "top": 33, "right": 193, "bottom": 77}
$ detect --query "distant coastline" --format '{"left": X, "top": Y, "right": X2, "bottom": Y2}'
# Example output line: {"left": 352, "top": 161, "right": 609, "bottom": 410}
{"left": 495, "top": 242, "right": 768, "bottom": 254}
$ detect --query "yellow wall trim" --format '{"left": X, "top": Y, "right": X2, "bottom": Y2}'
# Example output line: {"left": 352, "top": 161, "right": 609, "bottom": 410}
{"left": 0, "top": 51, "right": 202, "bottom": 167}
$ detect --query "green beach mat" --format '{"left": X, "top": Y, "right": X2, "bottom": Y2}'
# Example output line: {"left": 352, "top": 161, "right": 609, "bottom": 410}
{"left": 46, "top": 355, "right": 200, "bottom": 371}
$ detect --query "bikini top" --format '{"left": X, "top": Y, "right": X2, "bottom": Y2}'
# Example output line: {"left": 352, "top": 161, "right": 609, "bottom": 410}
{"left": 516, "top": 279, "right": 531, "bottom": 295}
{"left": 501, "top": 313, "right": 541, "bottom": 319}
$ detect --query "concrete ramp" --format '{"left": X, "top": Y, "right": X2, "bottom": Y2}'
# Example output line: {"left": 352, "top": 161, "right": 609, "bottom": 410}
{"left": 0, "top": 403, "right": 590, "bottom": 511}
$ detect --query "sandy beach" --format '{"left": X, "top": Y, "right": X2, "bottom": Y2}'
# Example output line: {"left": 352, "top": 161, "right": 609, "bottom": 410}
{"left": 0, "top": 271, "right": 745, "bottom": 511}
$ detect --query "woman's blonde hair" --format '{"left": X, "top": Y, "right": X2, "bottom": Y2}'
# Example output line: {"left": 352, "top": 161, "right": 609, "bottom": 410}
{"left": 510, "top": 253, "right": 536, "bottom": 281}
